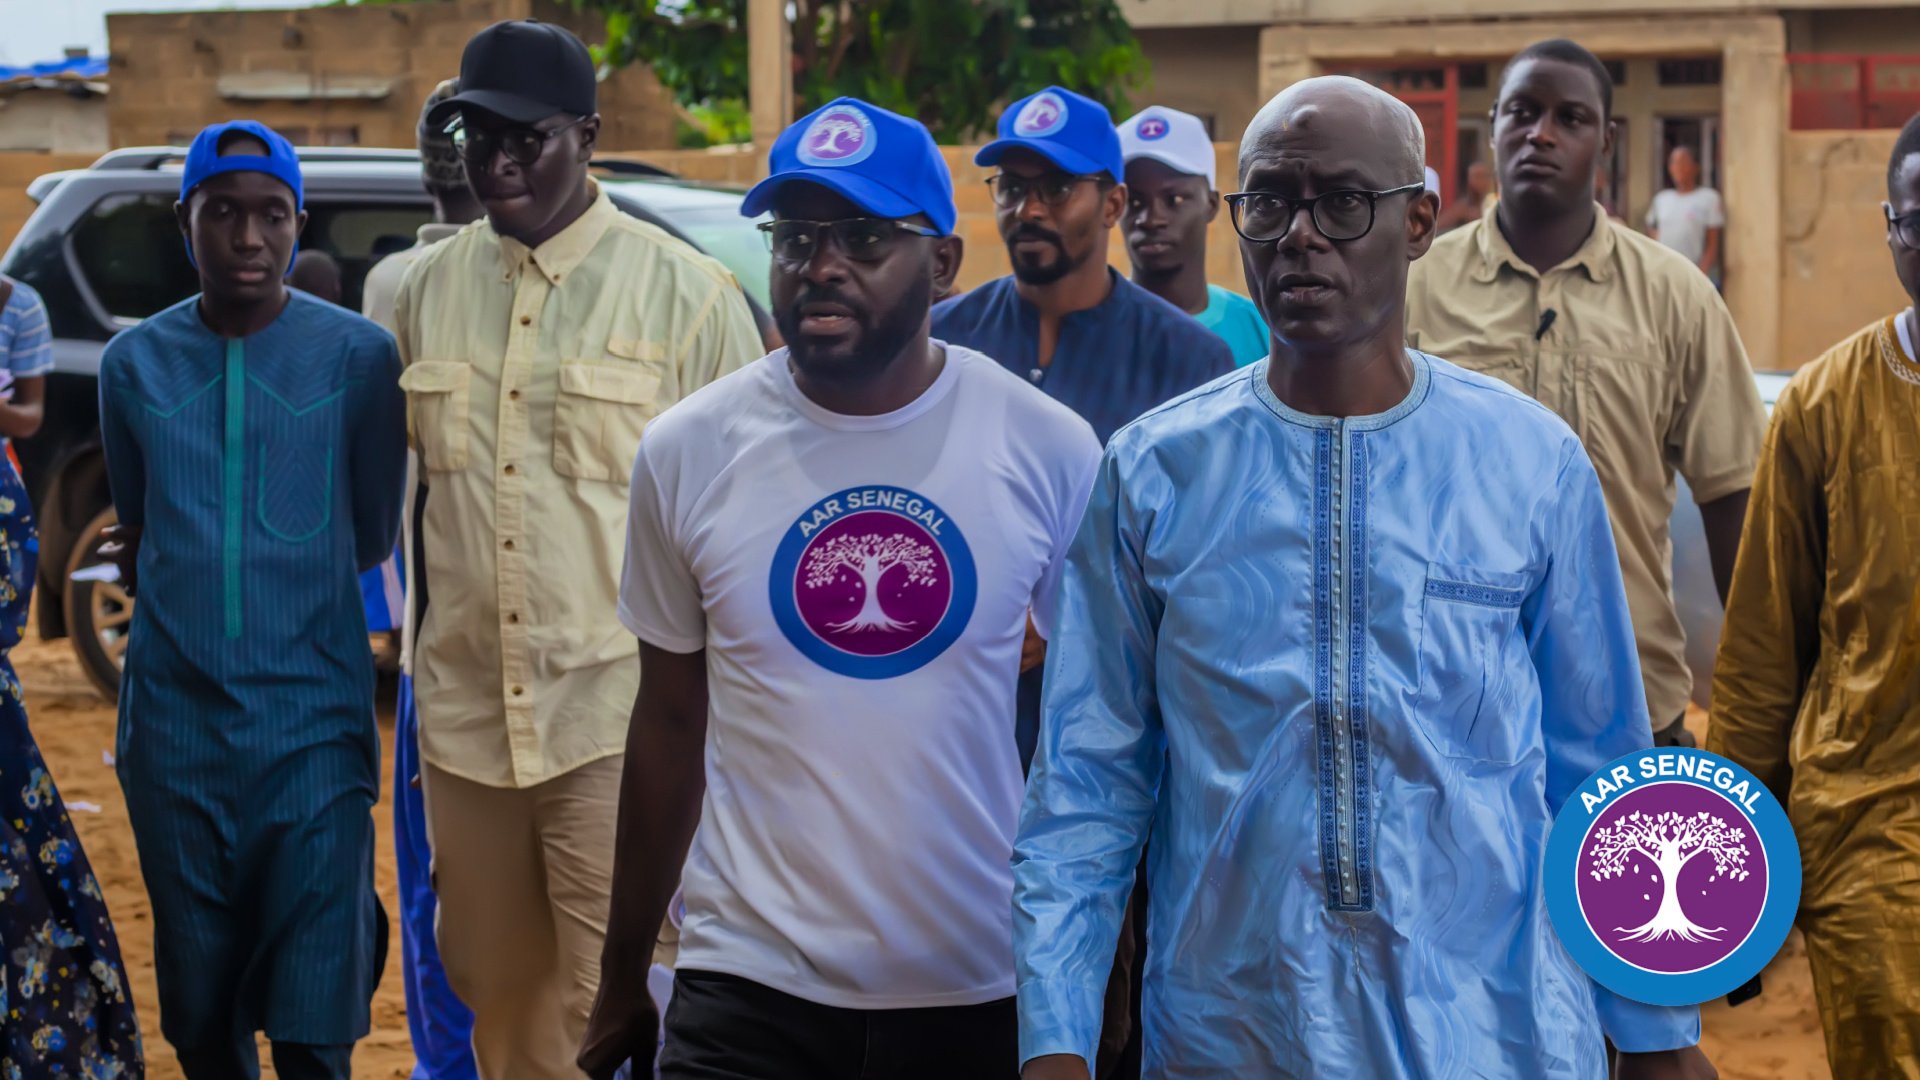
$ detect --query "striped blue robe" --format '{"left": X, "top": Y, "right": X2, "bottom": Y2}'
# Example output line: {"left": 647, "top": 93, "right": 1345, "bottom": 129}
{"left": 98, "top": 290, "right": 405, "bottom": 1049}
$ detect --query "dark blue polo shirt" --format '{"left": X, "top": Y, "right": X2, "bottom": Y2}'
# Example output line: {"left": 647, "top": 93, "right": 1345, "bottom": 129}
{"left": 932, "top": 269, "right": 1234, "bottom": 445}
{"left": 932, "top": 268, "right": 1232, "bottom": 769}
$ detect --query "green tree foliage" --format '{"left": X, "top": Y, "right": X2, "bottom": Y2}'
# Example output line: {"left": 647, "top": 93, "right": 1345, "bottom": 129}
{"left": 583, "top": 0, "right": 1149, "bottom": 143}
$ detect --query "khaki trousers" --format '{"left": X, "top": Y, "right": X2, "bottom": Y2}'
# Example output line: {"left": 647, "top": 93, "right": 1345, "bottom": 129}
{"left": 425, "top": 755, "right": 627, "bottom": 1080}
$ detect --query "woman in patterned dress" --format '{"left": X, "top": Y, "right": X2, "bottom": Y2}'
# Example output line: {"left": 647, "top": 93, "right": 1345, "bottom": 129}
{"left": 0, "top": 450, "right": 143, "bottom": 1078}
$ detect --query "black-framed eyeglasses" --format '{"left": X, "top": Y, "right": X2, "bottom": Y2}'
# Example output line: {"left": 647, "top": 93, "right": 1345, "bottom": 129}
{"left": 1888, "top": 205, "right": 1920, "bottom": 251}
{"left": 1223, "top": 183, "right": 1427, "bottom": 243}
{"left": 757, "top": 217, "right": 943, "bottom": 267}
{"left": 986, "top": 173, "right": 1102, "bottom": 210}
{"left": 448, "top": 115, "right": 589, "bottom": 166}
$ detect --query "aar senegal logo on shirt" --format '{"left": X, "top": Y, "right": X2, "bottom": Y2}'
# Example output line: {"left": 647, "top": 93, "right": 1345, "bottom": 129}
{"left": 769, "top": 485, "right": 976, "bottom": 679}
{"left": 797, "top": 105, "right": 877, "bottom": 168}
{"left": 1545, "top": 747, "right": 1800, "bottom": 1006}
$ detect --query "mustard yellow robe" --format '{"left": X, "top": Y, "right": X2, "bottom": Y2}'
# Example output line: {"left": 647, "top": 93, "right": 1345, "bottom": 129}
{"left": 1708, "top": 313, "right": 1920, "bottom": 1077}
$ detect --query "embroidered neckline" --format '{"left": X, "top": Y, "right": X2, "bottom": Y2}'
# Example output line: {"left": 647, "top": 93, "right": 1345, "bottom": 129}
{"left": 1874, "top": 315, "right": 1920, "bottom": 388}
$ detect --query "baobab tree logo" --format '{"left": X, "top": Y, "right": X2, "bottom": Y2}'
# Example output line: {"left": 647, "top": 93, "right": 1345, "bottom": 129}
{"left": 1572, "top": 781, "right": 1771, "bottom": 977}
{"left": 803, "top": 532, "right": 940, "bottom": 634}
{"left": 772, "top": 486, "right": 977, "bottom": 678}
{"left": 798, "top": 106, "right": 877, "bottom": 168}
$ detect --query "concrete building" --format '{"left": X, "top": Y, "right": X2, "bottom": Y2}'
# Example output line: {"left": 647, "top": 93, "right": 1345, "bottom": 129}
{"left": 0, "top": 53, "right": 109, "bottom": 154}
{"left": 106, "top": 0, "right": 677, "bottom": 154}
{"left": 1124, "top": 0, "right": 1920, "bottom": 369}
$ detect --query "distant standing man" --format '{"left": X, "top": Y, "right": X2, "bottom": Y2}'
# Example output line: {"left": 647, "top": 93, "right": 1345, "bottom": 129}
{"left": 363, "top": 77, "right": 482, "bottom": 1080}
{"left": 98, "top": 120, "right": 406, "bottom": 1080}
{"left": 580, "top": 96, "right": 1101, "bottom": 1080}
{"left": 393, "top": 21, "right": 761, "bottom": 1079}
{"left": 1117, "top": 105, "right": 1269, "bottom": 366}
{"left": 1407, "top": 38, "right": 1766, "bottom": 747}
{"left": 1707, "top": 114, "right": 1920, "bottom": 1078}
{"left": 1646, "top": 146, "right": 1725, "bottom": 281}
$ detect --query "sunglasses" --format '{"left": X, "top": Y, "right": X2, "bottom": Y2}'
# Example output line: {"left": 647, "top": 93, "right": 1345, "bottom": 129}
{"left": 448, "top": 115, "right": 589, "bottom": 166}
{"left": 758, "top": 218, "right": 942, "bottom": 267}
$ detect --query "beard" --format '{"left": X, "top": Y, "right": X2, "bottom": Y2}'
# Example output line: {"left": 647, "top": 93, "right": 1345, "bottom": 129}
{"left": 778, "top": 271, "right": 933, "bottom": 385}
{"left": 1006, "top": 224, "right": 1081, "bottom": 286}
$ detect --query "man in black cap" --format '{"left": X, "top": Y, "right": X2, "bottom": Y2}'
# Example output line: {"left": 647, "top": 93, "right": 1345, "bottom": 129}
{"left": 393, "top": 21, "right": 761, "bottom": 1079}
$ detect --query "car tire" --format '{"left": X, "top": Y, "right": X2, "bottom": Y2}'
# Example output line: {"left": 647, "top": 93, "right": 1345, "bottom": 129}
{"left": 63, "top": 506, "right": 129, "bottom": 703}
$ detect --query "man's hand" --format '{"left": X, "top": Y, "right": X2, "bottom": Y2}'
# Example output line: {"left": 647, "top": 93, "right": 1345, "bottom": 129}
{"left": 96, "top": 523, "right": 142, "bottom": 597}
{"left": 1022, "top": 1054, "right": 1091, "bottom": 1080}
{"left": 577, "top": 986, "right": 656, "bottom": 1080}
{"left": 1617, "top": 1046, "right": 1718, "bottom": 1080}
{"left": 1021, "top": 615, "right": 1047, "bottom": 674}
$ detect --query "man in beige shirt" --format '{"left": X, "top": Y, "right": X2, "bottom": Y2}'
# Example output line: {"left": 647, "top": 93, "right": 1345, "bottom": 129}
{"left": 1407, "top": 38, "right": 1765, "bottom": 748}
{"left": 392, "top": 21, "right": 759, "bottom": 1079}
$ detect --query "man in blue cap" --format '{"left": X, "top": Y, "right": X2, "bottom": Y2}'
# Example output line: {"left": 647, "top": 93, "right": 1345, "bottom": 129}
{"left": 934, "top": 88, "right": 1232, "bottom": 1077}
{"left": 578, "top": 96, "right": 1101, "bottom": 1080}
{"left": 96, "top": 119, "right": 406, "bottom": 1080}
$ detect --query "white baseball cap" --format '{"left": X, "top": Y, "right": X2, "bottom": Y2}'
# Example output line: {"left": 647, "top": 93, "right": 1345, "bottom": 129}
{"left": 1117, "top": 106, "right": 1216, "bottom": 189}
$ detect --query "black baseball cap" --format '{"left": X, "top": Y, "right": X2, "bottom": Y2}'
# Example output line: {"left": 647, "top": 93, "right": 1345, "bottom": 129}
{"left": 426, "top": 20, "right": 596, "bottom": 129}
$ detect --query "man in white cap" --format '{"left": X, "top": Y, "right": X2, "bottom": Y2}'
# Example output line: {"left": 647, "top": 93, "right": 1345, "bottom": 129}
{"left": 1118, "top": 106, "right": 1269, "bottom": 367}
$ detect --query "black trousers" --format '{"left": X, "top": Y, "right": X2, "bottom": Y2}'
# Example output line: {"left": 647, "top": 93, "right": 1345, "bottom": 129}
{"left": 176, "top": 1040, "right": 353, "bottom": 1080}
{"left": 660, "top": 969, "right": 1020, "bottom": 1080}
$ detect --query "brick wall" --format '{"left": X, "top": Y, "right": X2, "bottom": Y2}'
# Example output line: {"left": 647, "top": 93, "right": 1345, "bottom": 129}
{"left": 106, "top": 0, "right": 676, "bottom": 153}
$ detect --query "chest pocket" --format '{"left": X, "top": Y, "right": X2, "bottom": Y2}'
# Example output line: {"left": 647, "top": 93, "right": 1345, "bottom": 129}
{"left": 254, "top": 377, "right": 342, "bottom": 544}
{"left": 398, "top": 361, "right": 471, "bottom": 473}
{"left": 554, "top": 337, "right": 666, "bottom": 484}
{"left": 1415, "top": 562, "right": 1532, "bottom": 765}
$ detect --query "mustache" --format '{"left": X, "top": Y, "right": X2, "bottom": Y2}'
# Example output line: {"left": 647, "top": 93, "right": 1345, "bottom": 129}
{"left": 1008, "top": 224, "right": 1065, "bottom": 248}
{"left": 779, "top": 287, "right": 869, "bottom": 321}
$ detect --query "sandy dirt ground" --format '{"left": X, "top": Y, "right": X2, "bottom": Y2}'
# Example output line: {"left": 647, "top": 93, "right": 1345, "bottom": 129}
{"left": 18, "top": 633, "right": 1832, "bottom": 1079}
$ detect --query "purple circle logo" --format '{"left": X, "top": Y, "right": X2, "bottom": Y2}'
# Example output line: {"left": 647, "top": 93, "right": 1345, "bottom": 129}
{"left": 1577, "top": 782, "right": 1764, "bottom": 973}
{"left": 769, "top": 486, "right": 977, "bottom": 679}
{"left": 797, "top": 107, "right": 876, "bottom": 168}
{"left": 1136, "top": 117, "right": 1170, "bottom": 141}
{"left": 1545, "top": 748, "right": 1800, "bottom": 1006}
{"left": 796, "top": 511, "right": 951, "bottom": 656}
{"left": 1014, "top": 92, "right": 1069, "bottom": 138}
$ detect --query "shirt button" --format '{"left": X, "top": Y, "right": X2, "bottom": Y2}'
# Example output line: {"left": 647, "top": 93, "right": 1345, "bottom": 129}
{"left": 503, "top": 539, "right": 515, "bottom": 551}
{"left": 511, "top": 686, "right": 525, "bottom": 697}
{"left": 509, "top": 389, "right": 522, "bottom": 401}
{"left": 504, "top": 464, "right": 517, "bottom": 476}
{"left": 519, "top": 315, "right": 532, "bottom": 326}
{"left": 509, "top": 612, "right": 521, "bottom": 624}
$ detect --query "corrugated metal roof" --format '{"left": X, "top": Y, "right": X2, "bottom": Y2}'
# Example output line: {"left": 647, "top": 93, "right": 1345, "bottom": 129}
{"left": 0, "top": 57, "right": 108, "bottom": 83}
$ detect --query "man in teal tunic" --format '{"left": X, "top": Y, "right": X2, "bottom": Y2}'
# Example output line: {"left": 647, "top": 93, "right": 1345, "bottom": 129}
{"left": 97, "top": 121, "right": 406, "bottom": 1080}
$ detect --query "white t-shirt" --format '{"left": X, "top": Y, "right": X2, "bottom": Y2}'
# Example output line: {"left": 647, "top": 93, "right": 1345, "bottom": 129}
{"left": 618, "top": 342, "right": 1101, "bottom": 1009}
{"left": 1645, "top": 186, "right": 1725, "bottom": 266}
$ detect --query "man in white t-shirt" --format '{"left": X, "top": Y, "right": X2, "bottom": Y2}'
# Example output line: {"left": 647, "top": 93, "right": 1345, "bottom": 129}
{"left": 1645, "top": 146, "right": 1725, "bottom": 279}
{"left": 577, "top": 97, "right": 1102, "bottom": 1080}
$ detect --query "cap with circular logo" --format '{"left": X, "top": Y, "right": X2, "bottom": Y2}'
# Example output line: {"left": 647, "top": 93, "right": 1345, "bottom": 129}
{"left": 1117, "top": 105, "right": 1216, "bottom": 188}
{"left": 741, "top": 98, "right": 956, "bottom": 236}
{"left": 975, "top": 86, "right": 1124, "bottom": 182}
{"left": 426, "top": 20, "right": 596, "bottom": 129}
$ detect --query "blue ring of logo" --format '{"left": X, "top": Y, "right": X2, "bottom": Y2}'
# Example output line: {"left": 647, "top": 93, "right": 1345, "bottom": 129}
{"left": 1544, "top": 747, "right": 1801, "bottom": 1007}
{"left": 796, "top": 108, "right": 878, "bottom": 168}
{"left": 768, "top": 485, "right": 976, "bottom": 680}
{"left": 1136, "top": 118, "right": 1169, "bottom": 141}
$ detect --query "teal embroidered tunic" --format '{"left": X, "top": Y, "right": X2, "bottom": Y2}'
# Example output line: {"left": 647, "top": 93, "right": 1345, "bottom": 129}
{"left": 98, "top": 290, "right": 405, "bottom": 1046}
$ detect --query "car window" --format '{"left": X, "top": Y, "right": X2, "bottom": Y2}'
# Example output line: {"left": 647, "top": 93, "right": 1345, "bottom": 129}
{"left": 70, "top": 194, "right": 431, "bottom": 324}
{"left": 69, "top": 193, "right": 195, "bottom": 323}
{"left": 672, "top": 208, "right": 772, "bottom": 313}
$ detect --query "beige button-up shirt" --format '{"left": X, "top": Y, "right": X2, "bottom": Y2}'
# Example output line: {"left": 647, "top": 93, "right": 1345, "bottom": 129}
{"left": 393, "top": 184, "right": 760, "bottom": 787}
{"left": 1406, "top": 205, "right": 1766, "bottom": 727}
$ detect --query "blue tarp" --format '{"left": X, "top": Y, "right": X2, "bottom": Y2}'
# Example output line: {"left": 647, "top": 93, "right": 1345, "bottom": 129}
{"left": 0, "top": 57, "right": 107, "bottom": 83}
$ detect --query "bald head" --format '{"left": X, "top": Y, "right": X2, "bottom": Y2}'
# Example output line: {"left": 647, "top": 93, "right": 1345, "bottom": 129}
{"left": 1239, "top": 77, "right": 1425, "bottom": 185}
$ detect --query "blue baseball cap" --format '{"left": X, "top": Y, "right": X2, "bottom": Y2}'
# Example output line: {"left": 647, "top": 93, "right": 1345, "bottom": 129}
{"left": 976, "top": 86, "right": 1123, "bottom": 181}
{"left": 181, "top": 120, "right": 303, "bottom": 208}
{"left": 742, "top": 98, "right": 955, "bottom": 235}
